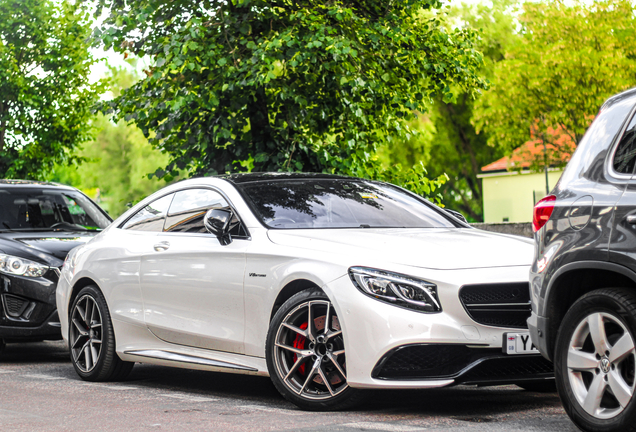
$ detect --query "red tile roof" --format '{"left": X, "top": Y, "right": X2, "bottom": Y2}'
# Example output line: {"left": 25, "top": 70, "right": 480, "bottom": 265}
{"left": 482, "top": 126, "right": 575, "bottom": 172}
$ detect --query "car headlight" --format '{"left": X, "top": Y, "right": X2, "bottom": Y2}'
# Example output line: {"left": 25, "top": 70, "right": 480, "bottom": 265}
{"left": 0, "top": 254, "right": 49, "bottom": 277}
{"left": 348, "top": 267, "right": 441, "bottom": 313}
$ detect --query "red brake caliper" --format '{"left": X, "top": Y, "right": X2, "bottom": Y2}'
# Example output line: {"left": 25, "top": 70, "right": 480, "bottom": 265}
{"left": 292, "top": 322, "right": 309, "bottom": 375}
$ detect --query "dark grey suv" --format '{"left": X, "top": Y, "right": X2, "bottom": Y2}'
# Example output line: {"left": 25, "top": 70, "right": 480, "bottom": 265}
{"left": 530, "top": 88, "right": 636, "bottom": 431}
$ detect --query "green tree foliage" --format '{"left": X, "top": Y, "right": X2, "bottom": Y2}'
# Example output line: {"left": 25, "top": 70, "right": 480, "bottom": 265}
{"left": 48, "top": 69, "right": 176, "bottom": 218}
{"left": 94, "top": 0, "right": 486, "bottom": 201}
{"left": 378, "top": 0, "right": 518, "bottom": 221}
{"left": 474, "top": 0, "right": 636, "bottom": 161}
{"left": 376, "top": 113, "right": 435, "bottom": 170}
{"left": 0, "top": 0, "right": 102, "bottom": 179}
{"left": 49, "top": 114, "right": 174, "bottom": 218}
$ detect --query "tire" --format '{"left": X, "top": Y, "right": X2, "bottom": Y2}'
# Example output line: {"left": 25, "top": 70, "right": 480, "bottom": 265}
{"left": 0, "top": 339, "right": 4, "bottom": 357}
{"left": 68, "top": 285, "right": 134, "bottom": 381}
{"left": 516, "top": 379, "right": 557, "bottom": 392}
{"left": 554, "top": 288, "right": 636, "bottom": 432}
{"left": 265, "top": 288, "right": 365, "bottom": 411}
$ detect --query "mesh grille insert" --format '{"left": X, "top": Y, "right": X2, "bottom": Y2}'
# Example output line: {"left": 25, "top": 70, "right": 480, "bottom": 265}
{"left": 374, "top": 344, "right": 554, "bottom": 382}
{"left": 376, "top": 345, "right": 475, "bottom": 378}
{"left": 460, "top": 356, "right": 554, "bottom": 383}
{"left": 459, "top": 283, "right": 531, "bottom": 329}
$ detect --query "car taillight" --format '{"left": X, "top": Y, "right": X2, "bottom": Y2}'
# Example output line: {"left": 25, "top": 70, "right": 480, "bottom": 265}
{"left": 533, "top": 195, "right": 556, "bottom": 232}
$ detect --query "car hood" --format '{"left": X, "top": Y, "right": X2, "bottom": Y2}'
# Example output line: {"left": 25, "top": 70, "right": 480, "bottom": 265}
{"left": 0, "top": 231, "right": 98, "bottom": 264}
{"left": 267, "top": 228, "right": 533, "bottom": 270}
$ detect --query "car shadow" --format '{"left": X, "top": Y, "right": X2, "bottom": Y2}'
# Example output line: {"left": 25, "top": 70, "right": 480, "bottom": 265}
{"left": 2, "top": 340, "right": 565, "bottom": 422}
{"left": 1, "top": 340, "right": 69, "bottom": 364}
{"left": 124, "top": 362, "right": 563, "bottom": 420}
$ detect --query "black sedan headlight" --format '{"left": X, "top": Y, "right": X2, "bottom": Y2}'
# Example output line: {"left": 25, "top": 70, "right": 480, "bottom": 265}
{"left": 349, "top": 267, "right": 441, "bottom": 313}
{"left": 0, "top": 254, "right": 49, "bottom": 277}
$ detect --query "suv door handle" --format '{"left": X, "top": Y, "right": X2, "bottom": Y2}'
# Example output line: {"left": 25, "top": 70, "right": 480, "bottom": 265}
{"left": 626, "top": 215, "right": 636, "bottom": 225}
{"left": 153, "top": 241, "right": 170, "bottom": 252}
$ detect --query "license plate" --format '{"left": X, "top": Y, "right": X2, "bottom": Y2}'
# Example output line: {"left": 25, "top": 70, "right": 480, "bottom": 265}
{"left": 503, "top": 332, "right": 539, "bottom": 355}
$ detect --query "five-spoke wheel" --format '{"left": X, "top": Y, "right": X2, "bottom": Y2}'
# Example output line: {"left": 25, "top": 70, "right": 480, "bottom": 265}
{"left": 266, "top": 288, "right": 363, "bottom": 410}
{"left": 555, "top": 288, "right": 636, "bottom": 431}
{"left": 566, "top": 312, "right": 635, "bottom": 419}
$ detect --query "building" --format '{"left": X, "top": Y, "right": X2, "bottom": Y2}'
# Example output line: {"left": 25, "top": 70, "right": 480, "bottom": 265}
{"left": 478, "top": 129, "right": 573, "bottom": 223}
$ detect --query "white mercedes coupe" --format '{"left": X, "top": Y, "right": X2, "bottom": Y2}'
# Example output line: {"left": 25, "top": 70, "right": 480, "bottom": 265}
{"left": 56, "top": 173, "right": 553, "bottom": 410}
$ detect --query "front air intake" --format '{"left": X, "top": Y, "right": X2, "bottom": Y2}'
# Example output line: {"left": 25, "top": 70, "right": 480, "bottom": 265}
{"left": 2, "top": 294, "right": 30, "bottom": 318}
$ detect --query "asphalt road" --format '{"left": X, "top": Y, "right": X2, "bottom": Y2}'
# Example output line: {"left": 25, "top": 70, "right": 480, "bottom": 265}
{"left": 0, "top": 341, "right": 579, "bottom": 432}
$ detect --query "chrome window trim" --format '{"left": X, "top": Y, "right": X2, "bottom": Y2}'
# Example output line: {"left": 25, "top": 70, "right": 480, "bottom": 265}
{"left": 606, "top": 102, "right": 636, "bottom": 181}
{"left": 118, "top": 184, "right": 251, "bottom": 240}
{"left": 117, "top": 191, "right": 176, "bottom": 230}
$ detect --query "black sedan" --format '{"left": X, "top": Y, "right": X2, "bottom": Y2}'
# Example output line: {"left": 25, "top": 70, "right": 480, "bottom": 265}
{"left": 0, "top": 180, "right": 111, "bottom": 354}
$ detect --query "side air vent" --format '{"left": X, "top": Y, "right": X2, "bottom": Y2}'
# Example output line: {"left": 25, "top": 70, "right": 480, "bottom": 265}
{"left": 3, "top": 294, "right": 30, "bottom": 318}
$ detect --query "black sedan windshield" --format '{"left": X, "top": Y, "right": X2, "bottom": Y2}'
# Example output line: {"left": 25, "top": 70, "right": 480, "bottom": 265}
{"left": 0, "top": 188, "right": 111, "bottom": 231}
{"left": 239, "top": 179, "right": 456, "bottom": 229}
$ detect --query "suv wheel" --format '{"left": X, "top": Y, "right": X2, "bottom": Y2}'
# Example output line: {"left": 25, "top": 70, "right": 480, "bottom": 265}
{"left": 555, "top": 288, "right": 636, "bottom": 431}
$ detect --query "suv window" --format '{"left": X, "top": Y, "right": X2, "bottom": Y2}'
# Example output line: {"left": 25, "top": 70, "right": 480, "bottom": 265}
{"left": 165, "top": 189, "right": 228, "bottom": 233}
{"left": 560, "top": 95, "right": 636, "bottom": 186}
{"left": 122, "top": 193, "right": 174, "bottom": 232}
{"left": 613, "top": 113, "right": 636, "bottom": 175}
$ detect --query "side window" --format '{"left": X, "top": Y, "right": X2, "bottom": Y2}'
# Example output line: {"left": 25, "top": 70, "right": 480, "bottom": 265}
{"left": 613, "top": 113, "right": 636, "bottom": 175}
{"left": 121, "top": 194, "right": 174, "bottom": 232}
{"left": 165, "top": 188, "right": 248, "bottom": 237}
{"left": 165, "top": 189, "right": 229, "bottom": 233}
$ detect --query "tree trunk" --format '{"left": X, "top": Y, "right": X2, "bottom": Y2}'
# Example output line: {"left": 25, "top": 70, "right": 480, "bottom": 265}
{"left": 249, "top": 86, "right": 274, "bottom": 169}
{"left": 0, "top": 102, "right": 5, "bottom": 153}
{"left": 439, "top": 102, "right": 483, "bottom": 205}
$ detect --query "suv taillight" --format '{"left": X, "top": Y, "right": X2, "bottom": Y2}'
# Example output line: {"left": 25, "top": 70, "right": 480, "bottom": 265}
{"left": 533, "top": 195, "right": 556, "bottom": 232}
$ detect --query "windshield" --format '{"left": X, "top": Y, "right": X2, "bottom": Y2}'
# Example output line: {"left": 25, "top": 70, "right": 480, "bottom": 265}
{"left": 0, "top": 188, "right": 111, "bottom": 231}
{"left": 238, "top": 179, "right": 456, "bottom": 229}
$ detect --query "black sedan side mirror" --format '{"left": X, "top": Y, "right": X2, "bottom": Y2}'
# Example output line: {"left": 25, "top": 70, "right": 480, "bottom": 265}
{"left": 204, "top": 209, "right": 233, "bottom": 245}
{"left": 445, "top": 209, "right": 468, "bottom": 224}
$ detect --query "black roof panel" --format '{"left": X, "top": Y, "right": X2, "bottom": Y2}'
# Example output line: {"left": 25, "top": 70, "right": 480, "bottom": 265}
{"left": 0, "top": 179, "right": 69, "bottom": 187}
{"left": 218, "top": 172, "right": 358, "bottom": 184}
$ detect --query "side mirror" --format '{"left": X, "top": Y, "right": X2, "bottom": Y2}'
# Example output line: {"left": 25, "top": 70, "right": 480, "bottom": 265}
{"left": 445, "top": 208, "right": 468, "bottom": 224}
{"left": 204, "top": 209, "right": 233, "bottom": 245}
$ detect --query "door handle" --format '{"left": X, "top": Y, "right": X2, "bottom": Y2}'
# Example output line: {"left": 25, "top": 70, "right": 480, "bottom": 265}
{"left": 626, "top": 215, "right": 636, "bottom": 225}
{"left": 153, "top": 241, "right": 170, "bottom": 252}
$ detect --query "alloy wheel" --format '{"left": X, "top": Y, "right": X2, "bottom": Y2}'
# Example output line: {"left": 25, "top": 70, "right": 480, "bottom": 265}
{"left": 70, "top": 294, "right": 103, "bottom": 373}
{"left": 273, "top": 299, "right": 348, "bottom": 400}
{"left": 567, "top": 311, "right": 636, "bottom": 419}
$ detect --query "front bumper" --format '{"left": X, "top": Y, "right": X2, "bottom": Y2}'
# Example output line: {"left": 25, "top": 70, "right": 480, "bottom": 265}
{"left": 0, "top": 271, "right": 62, "bottom": 341}
{"left": 326, "top": 265, "right": 552, "bottom": 389}
{"left": 0, "top": 310, "right": 62, "bottom": 341}
{"left": 527, "top": 311, "right": 551, "bottom": 361}
{"left": 373, "top": 343, "right": 552, "bottom": 385}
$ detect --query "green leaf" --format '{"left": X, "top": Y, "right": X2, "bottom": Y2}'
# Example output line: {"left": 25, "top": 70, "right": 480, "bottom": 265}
{"left": 87, "top": 0, "right": 489, "bottom": 207}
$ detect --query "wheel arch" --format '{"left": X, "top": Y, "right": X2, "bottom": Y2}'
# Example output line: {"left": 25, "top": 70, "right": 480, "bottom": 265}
{"left": 270, "top": 279, "right": 323, "bottom": 321}
{"left": 68, "top": 277, "right": 101, "bottom": 317}
{"left": 544, "top": 261, "right": 636, "bottom": 359}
